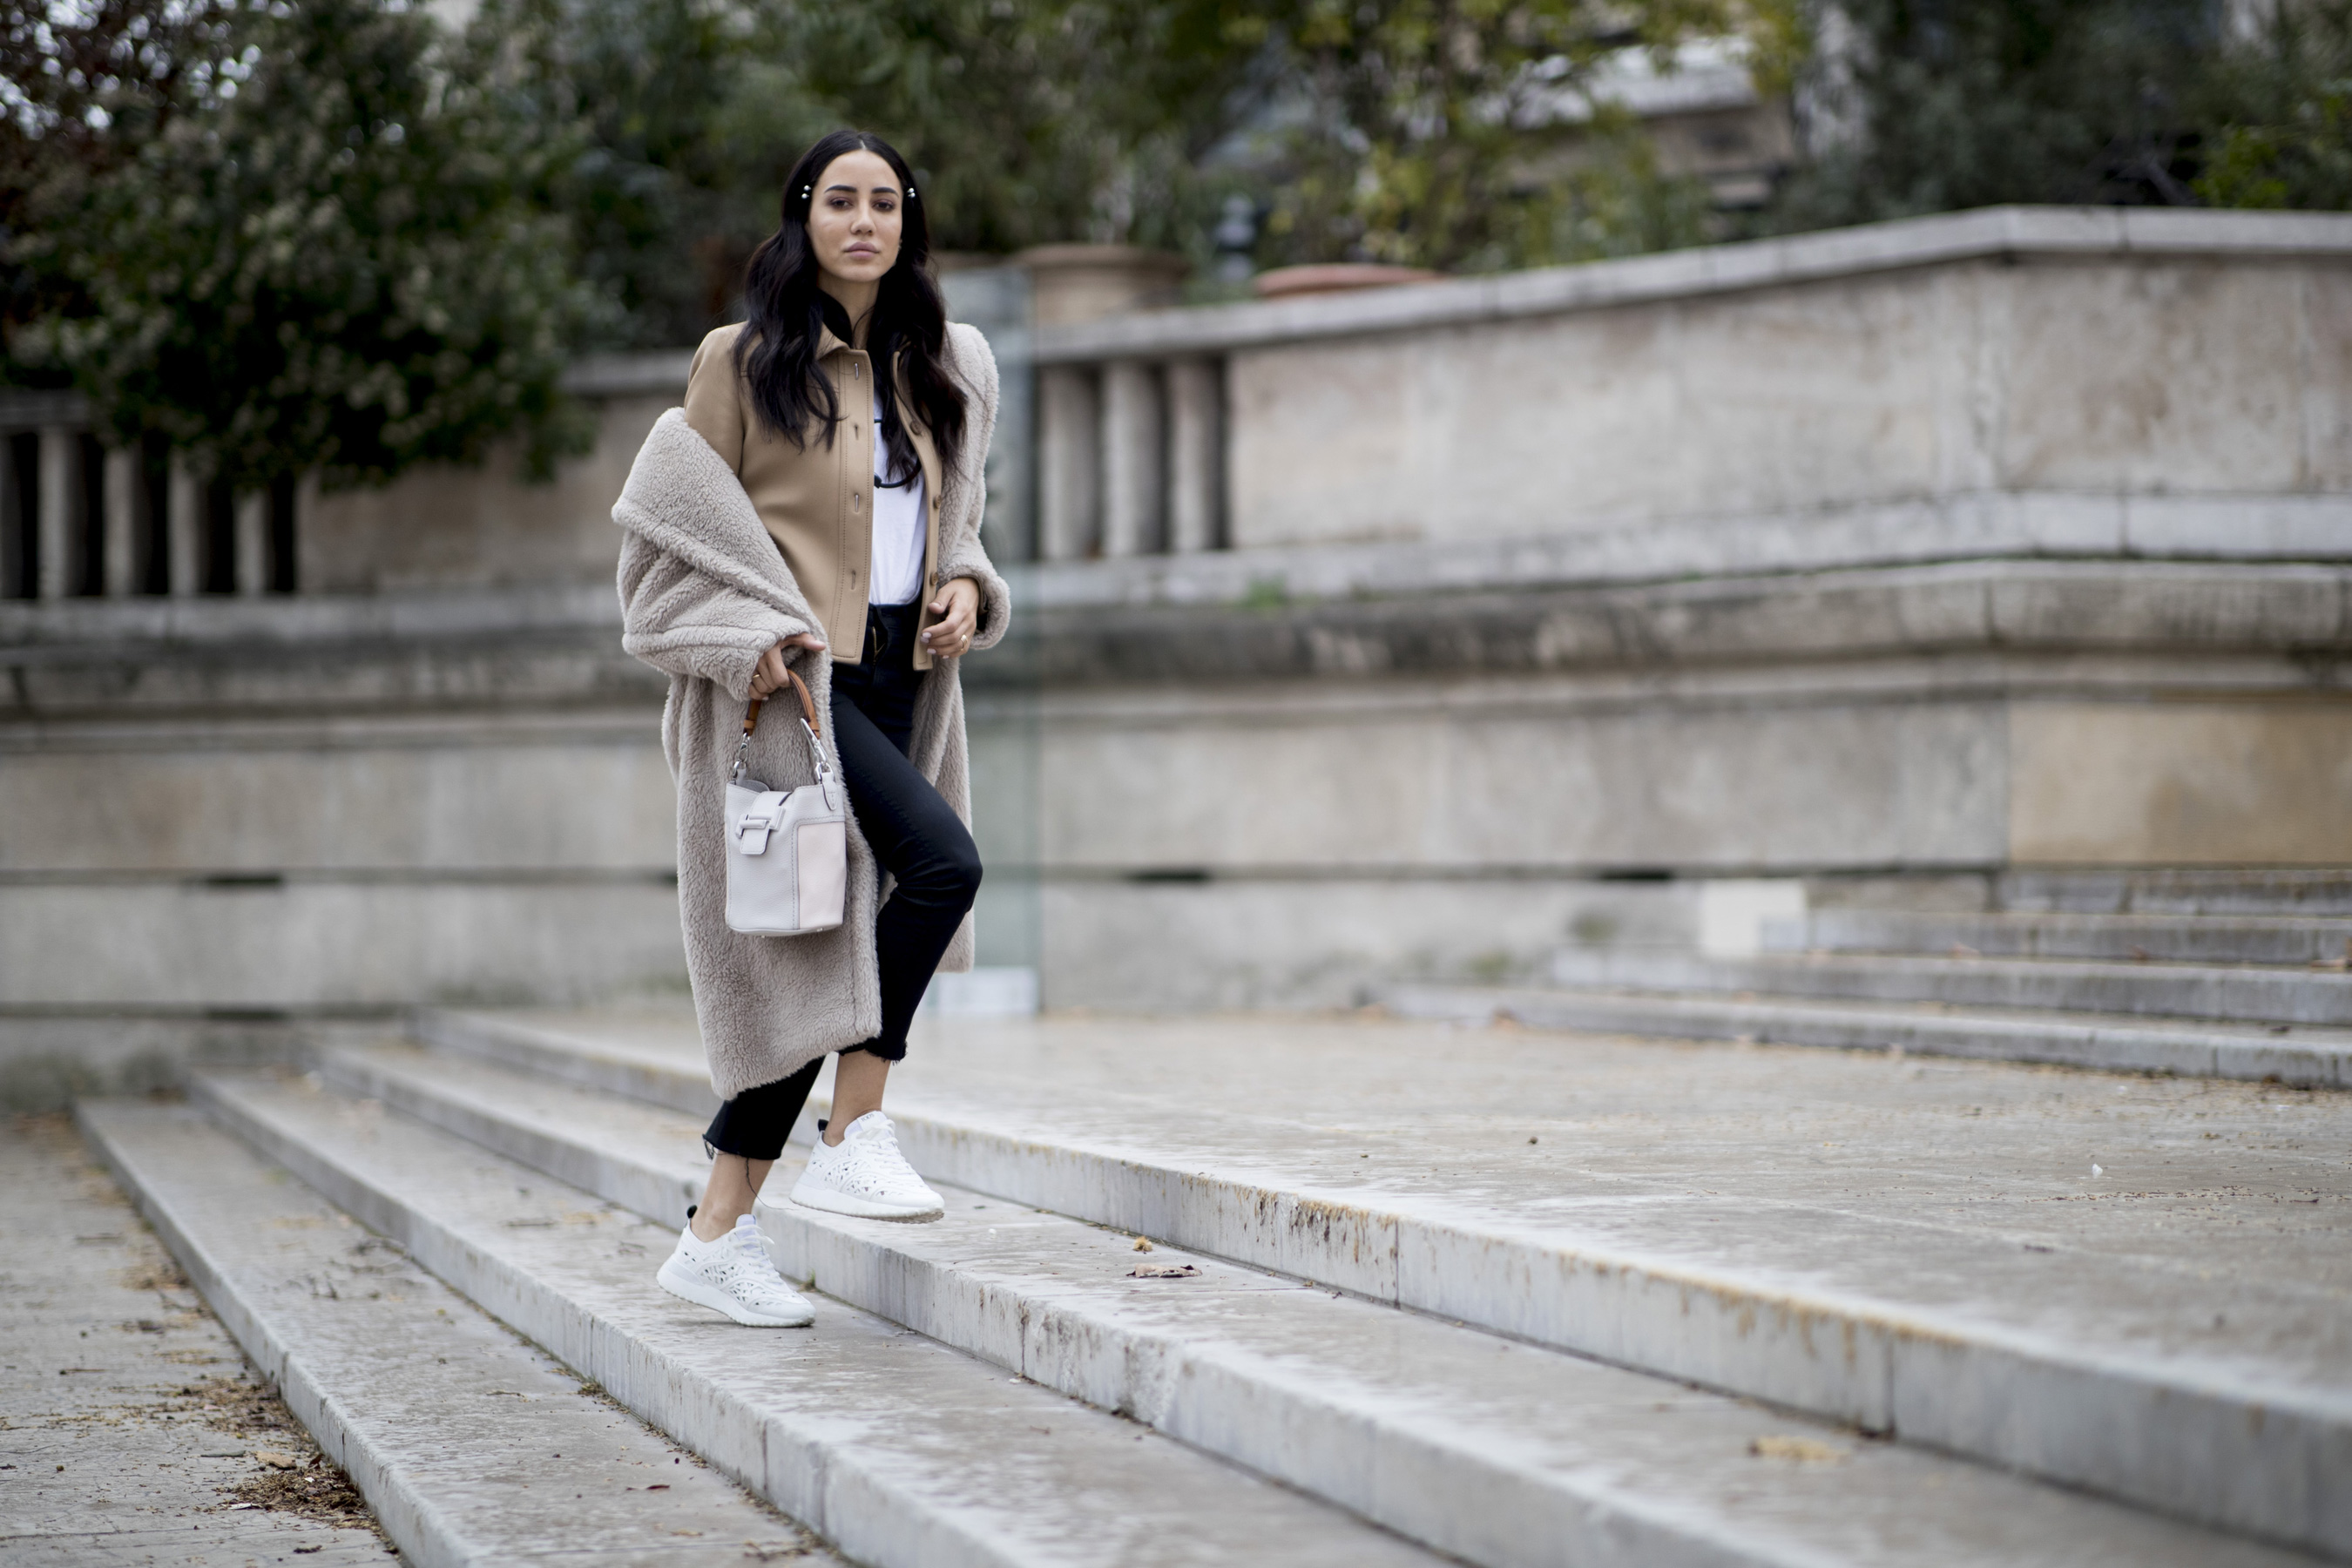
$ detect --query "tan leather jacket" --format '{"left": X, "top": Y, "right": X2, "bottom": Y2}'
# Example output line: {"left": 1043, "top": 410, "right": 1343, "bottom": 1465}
{"left": 682, "top": 321, "right": 951, "bottom": 668}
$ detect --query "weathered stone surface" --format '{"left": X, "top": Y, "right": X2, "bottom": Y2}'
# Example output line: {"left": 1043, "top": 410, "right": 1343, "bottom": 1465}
{"left": 76, "top": 1099, "right": 828, "bottom": 1568}
{"left": 0, "top": 881, "right": 686, "bottom": 1009}
{"left": 0, "top": 727, "right": 673, "bottom": 874}
{"left": 1546, "top": 948, "right": 2352, "bottom": 1026}
{"left": 2009, "top": 700, "right": 2352, "bottom": 864}
{"left": 315, "top": 1035, "right": 2309, "bottom": 1568}
{"left": 184, "top": 1070, "right": 1455, "bottom": 1568}
{"left": 0, "top": 1112, "right": 389, "bottom": 1566}
{"left": 415, "top": 1004, "right": 2352, "bottom": 1559}
{"left": 1388, "top": 979, "right": 2352, "bottom": 1086}
{"left": 1770, "top": 908, "right": 2352, "bottom": 963}
{"left": 301, "top": 395, "right": 672, "bottom": 595}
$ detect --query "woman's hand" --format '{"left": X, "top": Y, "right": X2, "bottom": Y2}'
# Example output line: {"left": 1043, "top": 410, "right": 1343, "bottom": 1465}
{"left": 750, "top": 632, "right": 827, "bottom": 700}
{"left": 922, "top": 578, "right": 982, "bottom": 659}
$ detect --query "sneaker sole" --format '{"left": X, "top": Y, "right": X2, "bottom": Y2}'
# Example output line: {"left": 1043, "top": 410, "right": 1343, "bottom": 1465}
{"left": 784, "top": 1178, "right": 945, "bottom": 1223}
{"left": 654, "top": 1256, "right": 815, "bottom": 1327}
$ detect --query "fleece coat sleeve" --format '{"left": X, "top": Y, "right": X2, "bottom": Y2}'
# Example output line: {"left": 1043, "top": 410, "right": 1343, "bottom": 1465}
{"left": 616, "top": 530, "right": 810, "bottom": 700}
{"left": 936, "top": 323, "right": 1011, "bottom": 655}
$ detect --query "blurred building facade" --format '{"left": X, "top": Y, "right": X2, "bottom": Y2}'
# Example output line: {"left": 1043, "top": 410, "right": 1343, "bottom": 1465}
{"left": 3, "top": 206, "right": 2348, "bottom": 1097}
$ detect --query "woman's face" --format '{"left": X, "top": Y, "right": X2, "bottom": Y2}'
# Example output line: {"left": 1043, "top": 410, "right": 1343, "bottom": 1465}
{"left": 804, "top": 149, "right": 903, "bottom": 289}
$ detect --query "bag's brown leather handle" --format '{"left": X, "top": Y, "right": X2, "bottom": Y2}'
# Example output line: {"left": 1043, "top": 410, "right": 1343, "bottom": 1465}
{"left": 742, "top": 666, "right": 821, "bottom": 740}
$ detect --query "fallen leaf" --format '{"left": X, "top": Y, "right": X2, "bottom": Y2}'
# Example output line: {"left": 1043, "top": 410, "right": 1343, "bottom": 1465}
{"left": 1749, "top": 1435, "right": 1848, "bottom": 1464}
{"left": 1129, "top": 1263, "right": 1200, "bottom": 1279}
{"left": 1131, "top": 1238, "right": 1153, "bottom": 1253}
{"left": 256, "top": 1450, "right": 299, "bottom": 1471}
{"left": 645, "top": 1484, "right": 671, "bottom": 1491}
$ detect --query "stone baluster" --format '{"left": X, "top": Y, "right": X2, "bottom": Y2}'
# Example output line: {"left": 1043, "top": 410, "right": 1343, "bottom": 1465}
{"left": 1166, "top": 360, "right": 1222, "bottom": 554}
{"left": 166, "top": 452, "right": 201, "bottom": 597}
{"left": 36, "top": 427, "right": 73, "bottom": 599}
{"left": 234, "top": 490, "right": 269, "bottom": 596}
{"left": 103, "top": 448, "right": 138, "bottom": 598}
{"left": 1037, "top": 366, "right": 1099, "bottom": 562}
{"left": 1099, "top": 362, "right": 1164, "bottom": 558}
{"left": 0, "top": 436, "right": 14, "bottom": 599}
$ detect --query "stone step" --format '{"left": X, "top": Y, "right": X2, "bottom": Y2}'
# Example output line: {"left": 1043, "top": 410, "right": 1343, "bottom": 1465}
{"left": 1997, "top": 868, "right": 2352, "bottom": 917}
{"left": 1550, "top": 947, "right": 2352, "bottom": 1026}
{"left": 75, "top": 1098, "right": 837, "bottom": 1568}
{"left": 414, "top": 1007, "right": 2352, "bottom": 1560}
{"left": 183, "top": 1068, "right": 1453, "bottom": 1568}
{"left": 1762, "top": 909, "right": 2352, "bottom": 965}
{"left": 1383, "top": 979, "right": 2352, "bottom": 1085}
{"left": 311, "top": 1037, "right": 2305, "bottom": 1568}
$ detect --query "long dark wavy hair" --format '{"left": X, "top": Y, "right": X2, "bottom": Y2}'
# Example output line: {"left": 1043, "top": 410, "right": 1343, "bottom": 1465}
{"left": 733, "top": 130, "right": 965, "bottom": 482}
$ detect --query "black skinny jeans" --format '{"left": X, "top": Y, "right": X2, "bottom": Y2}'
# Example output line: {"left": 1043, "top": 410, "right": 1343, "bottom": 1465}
{"left": 703, "top": 602, "right": 981, "bottom": 1161}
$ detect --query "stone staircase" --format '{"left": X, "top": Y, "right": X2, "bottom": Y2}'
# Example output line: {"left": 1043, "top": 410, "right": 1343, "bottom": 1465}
{"left": 81, "top": 998, "right": 2349, "bottom": 1567}
{"left": 1387, "top": 871, "right": 2352, "bottom": 1086}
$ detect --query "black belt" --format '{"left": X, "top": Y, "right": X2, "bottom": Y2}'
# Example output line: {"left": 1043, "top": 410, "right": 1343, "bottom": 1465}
{"left": 862, "top": 601, "right": 921, "bottom": 664}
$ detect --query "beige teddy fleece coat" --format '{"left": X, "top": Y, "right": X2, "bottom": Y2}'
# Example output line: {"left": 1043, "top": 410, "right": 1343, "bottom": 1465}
{"left": 612, "top": 323, "right": 1009, "bottom": 1100}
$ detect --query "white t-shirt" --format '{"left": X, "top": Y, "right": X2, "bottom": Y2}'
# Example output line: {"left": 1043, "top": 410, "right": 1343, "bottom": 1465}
{"left": 868, "top": 389, "right": 927, "bottom": 607}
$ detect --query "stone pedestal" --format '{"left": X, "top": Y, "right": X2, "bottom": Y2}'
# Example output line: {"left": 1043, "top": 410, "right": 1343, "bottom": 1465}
{"left": 1014, "top": 245, "right": 1188, "bottom": 328}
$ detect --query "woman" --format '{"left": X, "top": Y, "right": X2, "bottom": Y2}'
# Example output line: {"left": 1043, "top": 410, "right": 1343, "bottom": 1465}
{"left": 611, "top": 129, "right": 1010, "bottom": 1327}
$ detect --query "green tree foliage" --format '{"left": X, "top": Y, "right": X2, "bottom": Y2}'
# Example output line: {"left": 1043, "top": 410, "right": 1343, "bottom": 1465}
{"left": 1758, "top": 0, "right": 2352, "bottom": 229}
{"left": 767, "top": 0, "right": 1273, "bottom": 256}
{"left": 1240, "top": 1, "right": 1732, "bottom": 272}
{"left": 0, "top": 0, "right": 240, "bottom": 375}
{"left": 10, "top": 0, "right": 598, "bottom": 489}
{"left": 2193, "top": 0, "right": 2352, "bottom": 208}
{"left": 467, "top": 0, "right": 810, "bottom": 349}
{"left": 476, "top": 0, "right": 1282, "bottom": 345}
{"left": 485, "top": 0, "right": 1736, "bottom": 329}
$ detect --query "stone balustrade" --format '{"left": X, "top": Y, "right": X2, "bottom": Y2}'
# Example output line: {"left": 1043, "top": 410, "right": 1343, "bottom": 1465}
{"left": 1026, "top": 205, "right": 2352, "bottom": 592}
{"left": 1035, "top": 355, "right": 1227, "bottom": 559}
{"left": 0, "top": 389, "right": 302, "bottom": 600}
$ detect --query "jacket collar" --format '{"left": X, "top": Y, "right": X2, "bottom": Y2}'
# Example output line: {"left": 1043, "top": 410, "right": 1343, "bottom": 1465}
{"left": 813, "top": 323, "right": 938, "bottom": 477}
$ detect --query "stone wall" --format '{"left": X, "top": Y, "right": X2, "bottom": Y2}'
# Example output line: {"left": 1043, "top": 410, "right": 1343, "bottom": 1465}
{"left": 1009, "top": 206, "right": 2352, "bottom": 1007}
{"left": 1003, "top": 559, "right": 2352, "bottom": 1009}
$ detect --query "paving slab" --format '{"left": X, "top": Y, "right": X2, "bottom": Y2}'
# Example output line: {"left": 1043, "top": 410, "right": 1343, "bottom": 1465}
{"left": 416, "top": 1005, "right": 2352, "bottom": 1559}
{"left": 76, "top": 1100, "right": 834, "bottom": 1568}
{"left": 1385, "top": 979, "right": 2352, "bottom": 1085}
{"left": 187, "top": 1069, "right": 1454, "bottom": 1568}
{"left": 1763, "top": 910, "right": 2352, "bottom": 965}
{"left": 320, "top": 1036, "right": 2316, "bottom": 1568}
{"left": 0, "top": 1112, "right": 389, "bottom": 1568}
{"left": 1548, "top": 948, "right": 2352, "bottom": 1026}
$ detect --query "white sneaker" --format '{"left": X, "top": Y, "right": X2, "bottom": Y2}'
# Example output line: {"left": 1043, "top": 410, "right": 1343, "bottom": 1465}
{"left": 789, "top": 1112, "right": 945, "bottom": 1220}
{"left": 655, "top": 1213, "right": 815, "bottom": 1327}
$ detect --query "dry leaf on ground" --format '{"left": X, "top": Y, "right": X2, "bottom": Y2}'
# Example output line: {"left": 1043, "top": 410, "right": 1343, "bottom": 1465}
{"left": 1748, "top": 1435, "right": 1848, "bottom": 1463}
